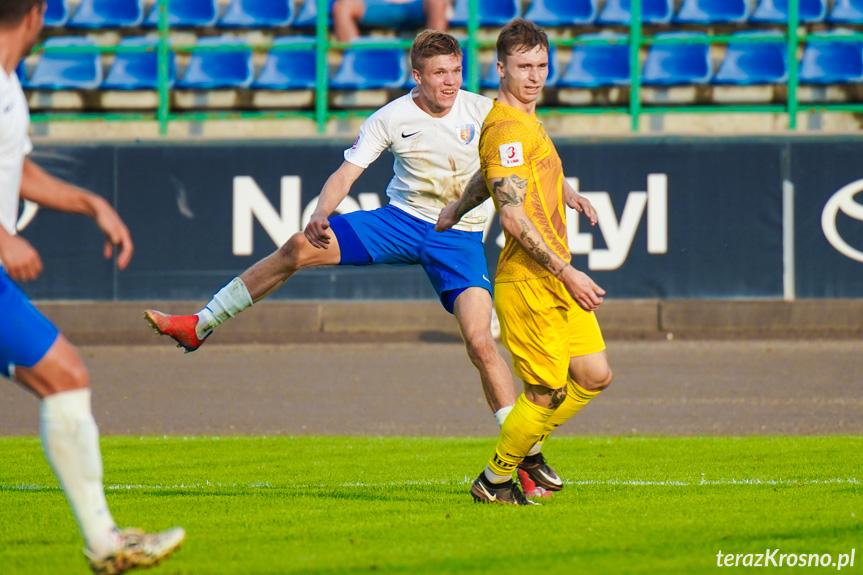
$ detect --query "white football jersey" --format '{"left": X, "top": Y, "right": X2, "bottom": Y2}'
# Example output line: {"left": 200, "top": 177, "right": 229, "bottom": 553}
{"left": 0, "top": 68, "right": 32, "bottom": 248}
{"left": 344, "top": 89, "right": 493, "bottom": 232}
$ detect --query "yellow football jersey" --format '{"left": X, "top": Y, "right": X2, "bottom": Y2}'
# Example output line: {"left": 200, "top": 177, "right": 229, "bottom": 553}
{"left": 479, "top": 100, "right": 570, "bottom": 284}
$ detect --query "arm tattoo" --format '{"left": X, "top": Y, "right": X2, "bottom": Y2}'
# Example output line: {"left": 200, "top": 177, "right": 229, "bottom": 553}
{"left": 492, "top": 174, "right": 527, "bottom": 208}
{"left": 518, "top": 218, "right": 553, "bottom": 268}
{"left": 457, "top": 171, "right": 491, "bottom": 216}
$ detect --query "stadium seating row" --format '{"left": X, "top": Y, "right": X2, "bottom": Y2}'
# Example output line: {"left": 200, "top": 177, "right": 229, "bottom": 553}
{"left": 20, "top": 32, "right": 863, "bottom": 91}
{"left": 44, "top": 0, "right": 863, "bottom": 29}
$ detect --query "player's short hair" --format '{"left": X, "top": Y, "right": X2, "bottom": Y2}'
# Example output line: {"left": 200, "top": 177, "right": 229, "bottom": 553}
{"left": 0, "top": 0, "right": 43, "bottom": 26}
{"left": 410, "top": 29, "right": 462, "bottom": 73}
{"left": 496, "top": 18, "right": 550, "bottom": 64}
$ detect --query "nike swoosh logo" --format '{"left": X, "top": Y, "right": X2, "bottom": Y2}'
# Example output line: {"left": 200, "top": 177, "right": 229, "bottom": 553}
{"left": 537, "top": 468, "right": 562, "bottom": 486}
{"left": 483, "top": 275, "right": 489, "bottom": 282}
{"left": 476, "top": 482, "right": 497, "bottom": 502}
{"left": 401, "top": 130, "right": 421, "bottom": 138}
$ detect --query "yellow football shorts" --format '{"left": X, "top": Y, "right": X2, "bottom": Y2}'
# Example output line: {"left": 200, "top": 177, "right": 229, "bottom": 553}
{"left": 495, "top": 275, "right": 606, "bottom": 389}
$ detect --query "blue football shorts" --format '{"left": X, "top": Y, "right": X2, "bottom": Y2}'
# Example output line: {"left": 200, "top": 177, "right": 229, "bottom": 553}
{"left": 0, "top": 267, "right": 59, "bottom": 379}
{"left": 329, "top": 204, "right": 492, "bottom": 314}
{"left": 361, "top": 0, "right": 425, "bottom": 27}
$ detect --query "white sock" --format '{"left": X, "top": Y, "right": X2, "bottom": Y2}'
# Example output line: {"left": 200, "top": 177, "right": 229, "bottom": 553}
{"left": 195, "top": 277, "right": 253, "bottom": 339}
{"left": 483, "top": 466, "right": 512, "bottom": 484}
{"left": 527, "top": 442, "right": 543, "bottom": 456}
{"left": 493, "top": 405, "right": 513, "bottom": 428}
{"left": 40, "top": 389, "right": 119, "bottom": 558}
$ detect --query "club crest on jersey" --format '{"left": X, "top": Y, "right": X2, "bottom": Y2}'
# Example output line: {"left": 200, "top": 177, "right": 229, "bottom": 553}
{"left": 457, "top": 124, "right": 475, "bottom": 144}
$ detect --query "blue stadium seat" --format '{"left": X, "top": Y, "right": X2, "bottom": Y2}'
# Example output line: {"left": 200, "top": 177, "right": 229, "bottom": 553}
{"left": 360, "top": 0, "right": 425, "bottom": 27}
{"left": 102, "top": 37, "right": 176, "bottom": 89}
{"left": 642, "top": 32, "right": 712, "bottom": 85}
{"left": 829, "top": 0, "right": 863, "bottom": 22}
{"left": 558, "top": 32, "right": 630, "bottom": 87}
{"left": 479, "top": 58, "right": 499, "bottom": 89}
{"left": 480, "top": 44, "right": 559, "bottom": 89}
{"left": 597, "top": 0, "right": 674, "bottom": 24}
{"left": 523, "top": 0, "right": 597, "bottom": 25}
{"left": 176, "top": 37, "right": 254, "bottom": 89}
{"left": 450, "top": 0, "right": 519, "bottom": 26}
{"left": 144, "top": 0, "right": 218, "bottom": 27}
{"left": 44, "top": 0, "right": 70, "bottom": 27}
{"left": 799, "top": 32, "right": 863, "bottom": 83}
{"left": 293, "top": 0, "right": 335, "bottom": 27}
{"left": 750, "top": 0, "right": 827, "bottom": 22}
{"left": 251, "top": 37, "right": 316, "bottom": 89}
{"left": 218, "top": 0, "right": 293, "bottom": 27}
{"left": 712, "top": 31, "right": 787, "bottom": 84}
{"left": 330, "top": 39, "right": 408, "bottom": 89}
{"left": 674, "top": 0, "right": 749, "bottom": 23}
{"left": 68, "top": 0, "right": 144, "bottom": 28}
{"left": 27, "top": 37, "right": 103, "bottom": 89}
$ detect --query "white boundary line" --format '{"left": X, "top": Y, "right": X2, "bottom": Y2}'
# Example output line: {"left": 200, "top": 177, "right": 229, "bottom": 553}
{"left": 0, "top": 477, "right": 858, "bottom": 492}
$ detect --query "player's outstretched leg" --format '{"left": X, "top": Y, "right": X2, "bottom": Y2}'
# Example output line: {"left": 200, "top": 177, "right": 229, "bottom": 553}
{"left": 144, "top": 231, "right": 342, "bottom": 352}
{"left": 144, "top": 275, "right": 252, "bottom": 353}
{"left": 85, "top": 527, "right": 186, "bottom": 575}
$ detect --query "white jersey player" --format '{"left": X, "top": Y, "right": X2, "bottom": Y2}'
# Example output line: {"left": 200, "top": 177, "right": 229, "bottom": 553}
{"left": 145, "top": 30, "right": 535, "bottom": 442}
{"left": 0, "top": 2, "right": 184, "bottom": 572}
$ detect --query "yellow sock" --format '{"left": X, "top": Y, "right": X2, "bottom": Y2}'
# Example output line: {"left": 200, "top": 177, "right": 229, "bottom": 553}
{"left": 543, "top": 377, "right": 601, "bottom": 434}
{"left": 486, "top": 394, "right": 554, "bottom": 478}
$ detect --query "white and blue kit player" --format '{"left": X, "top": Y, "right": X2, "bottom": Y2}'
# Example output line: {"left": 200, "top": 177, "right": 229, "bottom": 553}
{"left": 0, "top": 65, "right": 60, "bottom": 381}
{"left": 144, "top": 30, "right": 526, "bottom": 432}
{"left": 328, "top": 83, "right": 493, "bottom": 313}
{"left": 0, "top": 2, "right": 184, "bottom": 571}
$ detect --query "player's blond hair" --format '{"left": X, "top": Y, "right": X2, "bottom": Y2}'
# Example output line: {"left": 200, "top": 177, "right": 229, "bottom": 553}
{"left": 496, "top": 18, "right": 550, "bottom": 63}
{"left": 410, "top": 30, "right": 462, "bottom": 73}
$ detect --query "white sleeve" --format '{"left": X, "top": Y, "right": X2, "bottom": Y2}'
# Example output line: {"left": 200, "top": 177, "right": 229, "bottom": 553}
{"left": 23, "top": 135, "right": 32, "bottom": 156}
{"left": 343, "top": 108, "right": 391, "bottom": 169}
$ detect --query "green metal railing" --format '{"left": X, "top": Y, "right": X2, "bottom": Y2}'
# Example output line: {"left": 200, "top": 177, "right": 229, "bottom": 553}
{"left": 28, "top": 0, "right": 863, "bottom": 135}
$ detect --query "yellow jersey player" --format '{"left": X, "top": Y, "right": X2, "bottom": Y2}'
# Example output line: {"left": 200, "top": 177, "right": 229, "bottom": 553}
{"left": 437, "top": 19, "right": 613, "bottom": 504}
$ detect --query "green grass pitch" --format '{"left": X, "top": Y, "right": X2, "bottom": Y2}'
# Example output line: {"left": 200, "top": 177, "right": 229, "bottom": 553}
{"left": 0, "top": 436, "right": 860, "bottom": 574}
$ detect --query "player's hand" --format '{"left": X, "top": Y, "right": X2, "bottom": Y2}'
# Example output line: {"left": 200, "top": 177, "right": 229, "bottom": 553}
{"left": 566, "top": 191, "right": 598, "bottom": 227}
{"left": 560, "top": 265, "right": 605, "bottom": 312}
{"left": 304, "top": 214, "right": 332, "bottom": 249}
{"left": 93, "top": 200, "right": 134, "bottom": 270}
{"left": 0, "top": 235, "right": 43, "bottom": 282}
{"left": 435, "top": 201, "right": 460, "bottom": 232}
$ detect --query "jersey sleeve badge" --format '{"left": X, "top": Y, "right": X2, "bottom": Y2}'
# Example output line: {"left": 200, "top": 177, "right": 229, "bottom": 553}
{"left": 499, "top": 142, "right": 524, "bottom": 167}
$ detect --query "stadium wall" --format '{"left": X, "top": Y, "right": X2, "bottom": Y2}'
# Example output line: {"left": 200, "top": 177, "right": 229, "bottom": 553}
{"left": 18, "top": 135, "right": 863, "bottom": 302}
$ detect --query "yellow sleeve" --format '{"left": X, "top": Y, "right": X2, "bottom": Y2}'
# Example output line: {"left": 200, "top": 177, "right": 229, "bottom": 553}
{"left": 480, "top": 118, "right": 537, "bottom": 183}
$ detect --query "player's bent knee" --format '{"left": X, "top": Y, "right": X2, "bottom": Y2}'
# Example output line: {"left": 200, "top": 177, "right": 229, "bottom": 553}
{"left": 582, "top": 368, "right": 613, "bottom": 392}
{"left": 277, "top": 233, "right": 311, "bottom": 270}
